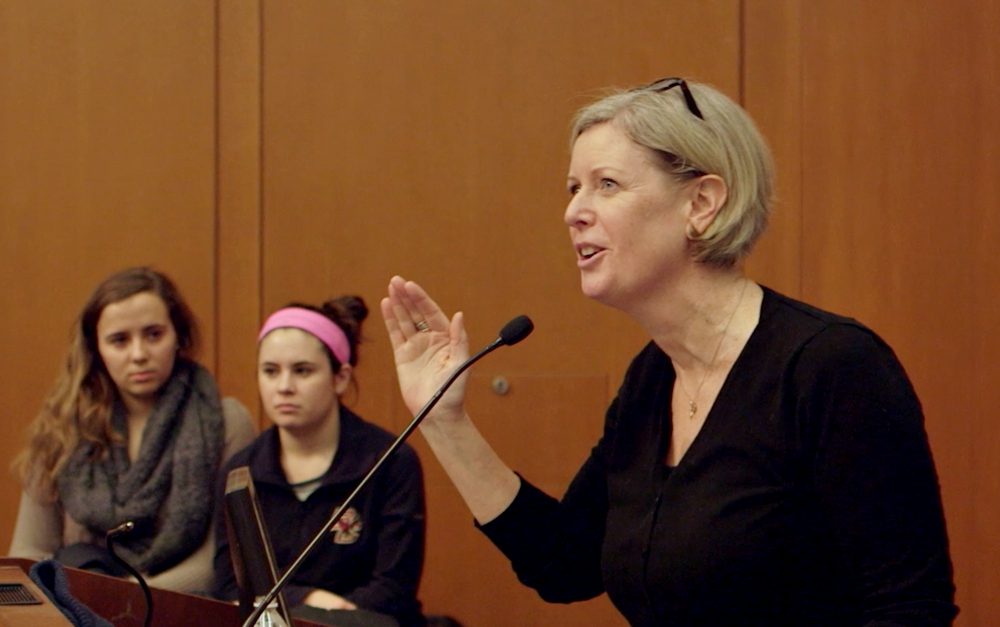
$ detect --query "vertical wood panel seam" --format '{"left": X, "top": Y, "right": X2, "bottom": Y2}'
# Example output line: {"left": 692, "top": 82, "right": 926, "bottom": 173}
{"left": 797, "top": 0, "right": 804, "bottom": 297}
{"left": 257, "top": 0, "right": 266, "bottom": 330}
{"left": 256, "top": 0, "right": 266, "bottom": 425}
{"left": 737, "top": 0, "right": 745, "bottom": 104}
{"left": 213, "top": 0, "right": 222, "bottom": 375}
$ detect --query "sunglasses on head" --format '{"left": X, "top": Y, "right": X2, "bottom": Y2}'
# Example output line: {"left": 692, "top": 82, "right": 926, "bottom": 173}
{"left": 636, "top": 77, "right": 705, "bottom": 120}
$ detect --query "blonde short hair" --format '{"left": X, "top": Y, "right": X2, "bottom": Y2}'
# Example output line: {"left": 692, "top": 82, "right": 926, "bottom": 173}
{"left": 571, "top": 79, "right": 774, "bottom": 267}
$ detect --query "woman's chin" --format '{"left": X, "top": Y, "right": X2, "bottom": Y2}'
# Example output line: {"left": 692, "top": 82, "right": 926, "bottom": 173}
{"left": 272, "top": 416, "right": 307, "bottom": 431}
{"left": 580, "top": 277, "right": 619, "bottom": 307}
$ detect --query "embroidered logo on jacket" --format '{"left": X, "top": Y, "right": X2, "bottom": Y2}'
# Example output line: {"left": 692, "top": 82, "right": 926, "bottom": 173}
{"left": 330, "top": 507, "right": 363, "bottom": 544}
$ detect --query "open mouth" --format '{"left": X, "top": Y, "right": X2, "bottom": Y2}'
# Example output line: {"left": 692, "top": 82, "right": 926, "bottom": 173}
{"left": 578, "top": 244, "right": 604, "bottom": 260}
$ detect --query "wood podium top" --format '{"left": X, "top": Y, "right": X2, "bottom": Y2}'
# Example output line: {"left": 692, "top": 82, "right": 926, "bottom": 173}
{"left": 0, "top": 558, "right": 327, "bottom": 627}
{"left": 0, "top": 565, "right": 74, "bottom": 627}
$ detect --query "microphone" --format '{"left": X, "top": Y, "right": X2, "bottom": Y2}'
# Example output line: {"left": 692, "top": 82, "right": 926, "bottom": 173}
{"left": 241, "top": 315, "right": 534, "bottom": 627}
{"left": 498, "top": 314, "right": 534, "bottom": 346}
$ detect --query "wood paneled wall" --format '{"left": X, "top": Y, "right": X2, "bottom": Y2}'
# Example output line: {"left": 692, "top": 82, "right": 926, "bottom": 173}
{"left": 0, "top": 0, "right": 221, "bottom": 559}
{"left": 246, "top": 4, "right": 738, "bottom": 624}
{"left": 745, "top": 2, "right": 1000, "bottom": 624}
{"left": 2, "top": 1, "right": 997, "bottom": 625}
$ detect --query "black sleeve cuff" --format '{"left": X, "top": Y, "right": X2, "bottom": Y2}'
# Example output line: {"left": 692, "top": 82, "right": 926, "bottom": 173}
{"left": 476, "top": 474, "right": 561, "bottom": 573}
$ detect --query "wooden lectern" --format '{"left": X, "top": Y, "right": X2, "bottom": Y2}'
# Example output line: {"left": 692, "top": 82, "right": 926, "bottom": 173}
{"left": 0, "top": 564, "right": 74, "bottom": 626}
{"left": 0, "top": 558, "right": 328, "bottom": 627}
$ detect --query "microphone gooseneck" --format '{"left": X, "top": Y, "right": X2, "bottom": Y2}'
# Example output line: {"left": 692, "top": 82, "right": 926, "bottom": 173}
{"left": 241, "top": 315, "right": 534, "bottom": 627}
{"left": 106, "top": 522, "right": 153, "bottom": 627}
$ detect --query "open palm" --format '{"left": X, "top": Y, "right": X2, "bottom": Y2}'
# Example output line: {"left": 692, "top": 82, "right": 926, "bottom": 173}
{"left": 381, "top": 276, "right": 470, "bottom": 420}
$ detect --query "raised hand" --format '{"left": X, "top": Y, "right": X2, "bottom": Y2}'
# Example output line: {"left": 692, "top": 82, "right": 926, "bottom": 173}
{"left": 380, "top": 276, "right": 470, "bottom": 421}
{"left": 380, "top": 276, "right": 521, "bottom": 523}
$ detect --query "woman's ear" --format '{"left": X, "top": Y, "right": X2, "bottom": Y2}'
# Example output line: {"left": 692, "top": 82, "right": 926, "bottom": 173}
{"left": 686, "top": 174, "right": 728, "bottom": 238}
{"left": 333, "top": 364, "right": 353, "bottom": 396}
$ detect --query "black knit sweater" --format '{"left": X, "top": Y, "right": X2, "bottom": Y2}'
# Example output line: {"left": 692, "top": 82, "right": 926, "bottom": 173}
{"left": 481, "top": 287, "right": 957, "bottom": 626}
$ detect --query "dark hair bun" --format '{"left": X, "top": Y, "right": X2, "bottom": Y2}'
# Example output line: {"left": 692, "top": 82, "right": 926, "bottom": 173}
{"left": 312, "top": 295, "right": 367, "bottom": 367}
{"left": 281, "top": 295, "right": 368, "bottom": 367}
{"left": 323, "top": 295, "right": 369, "bottom": 326}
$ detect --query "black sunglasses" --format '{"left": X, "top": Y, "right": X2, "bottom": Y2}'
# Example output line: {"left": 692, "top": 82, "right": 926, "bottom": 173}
{"left": 637, "top": 77, "right": 705, "bottom": 120}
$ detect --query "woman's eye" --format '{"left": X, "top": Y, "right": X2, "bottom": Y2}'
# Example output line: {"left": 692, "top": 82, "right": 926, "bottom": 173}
{"left": 294, "top": 366, "right": 313, "bottom": 376}
{"left": 567, "top": 182, "right": 580, "bottom": 195}
{"left": 147, "top": 329, "right": 163, "bottom": 341}
{"left": 601, "top": 178, "right": 617, "bottom": 190}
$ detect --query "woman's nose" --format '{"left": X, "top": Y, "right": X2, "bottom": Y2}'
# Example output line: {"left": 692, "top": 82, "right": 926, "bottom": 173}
{"left": 564, "top": 192, "right": 593, "bottom": 228}
{"left": 129, "top": 339, "right": 150, "bottom": 362}
{"left": 277, "top": 372, "right": 294, "bottom": 393}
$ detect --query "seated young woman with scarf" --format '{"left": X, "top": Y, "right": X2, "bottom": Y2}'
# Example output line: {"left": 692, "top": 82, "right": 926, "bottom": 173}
{"left": 9, "top": 267, "right": 256, "bottom": 594}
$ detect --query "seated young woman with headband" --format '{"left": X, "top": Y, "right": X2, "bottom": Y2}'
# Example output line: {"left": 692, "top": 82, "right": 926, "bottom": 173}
{"left": 213, "top": 296, "right": 427, "bottom": 627}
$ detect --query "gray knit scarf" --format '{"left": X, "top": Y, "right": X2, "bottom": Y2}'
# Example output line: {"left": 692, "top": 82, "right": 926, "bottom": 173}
{"left": 57, "top": 360, "right": 225, "bottom": 576}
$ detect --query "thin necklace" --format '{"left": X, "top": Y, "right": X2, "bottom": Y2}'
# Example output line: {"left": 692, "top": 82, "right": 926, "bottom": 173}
{"left": 678, "top": 278, "right": 748, "bottom": 420}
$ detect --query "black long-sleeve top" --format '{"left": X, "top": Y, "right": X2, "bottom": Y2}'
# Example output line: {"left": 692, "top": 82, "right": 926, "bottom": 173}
{"left": 481, "top": 287, "right": 957, "bottom": 626}
{"left": 213, "top": 408, "right": 426, "bottom": 627}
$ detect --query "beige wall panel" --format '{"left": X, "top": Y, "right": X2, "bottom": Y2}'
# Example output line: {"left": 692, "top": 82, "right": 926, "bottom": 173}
{"left": 421, "top": 487, "right": 627, "bottom": 627}
{"left": 410, "top": 374, "right": 608, "bottom": 492}
{"left": 406, "top": 375, "right": 619, "bottom": 626}
{"left": 0, "top": 1, "right": 218, "bottom": 548}
{"left": 742, "top": 0, "right": 803, "bottom": 297}
{"left": 259, "top": 0, "right": 742, "bottom": 430}
{"left": 460, "top": 374, "right": 607, "bottom": 487}
{"left": 259, "top": 0, "right": 741, "bottom": 623}
{"left": 796, "top": 1, "right": 1000, "bottom": 623}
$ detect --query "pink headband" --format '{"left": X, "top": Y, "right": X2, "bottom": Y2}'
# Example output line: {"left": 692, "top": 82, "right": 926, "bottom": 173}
{"left": 257, "top": 307, "right": 351, "bottom": 366}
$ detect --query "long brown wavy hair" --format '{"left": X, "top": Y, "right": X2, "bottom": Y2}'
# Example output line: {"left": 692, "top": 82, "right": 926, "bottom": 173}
{"left": 12, "top": 267, "right": 200, "bottom": 499}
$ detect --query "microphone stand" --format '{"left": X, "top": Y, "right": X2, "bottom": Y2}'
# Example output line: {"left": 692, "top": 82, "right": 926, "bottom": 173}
{"left": 242, "top": 317, "right": 533, "bottom": 627}
{"left": 106, "top": 522, "right": 153, "bottom": 627}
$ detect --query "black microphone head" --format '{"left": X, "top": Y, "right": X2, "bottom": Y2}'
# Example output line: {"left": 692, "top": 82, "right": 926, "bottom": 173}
{"left": 498, "top": 315, "right": 534, "bottom": 346}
